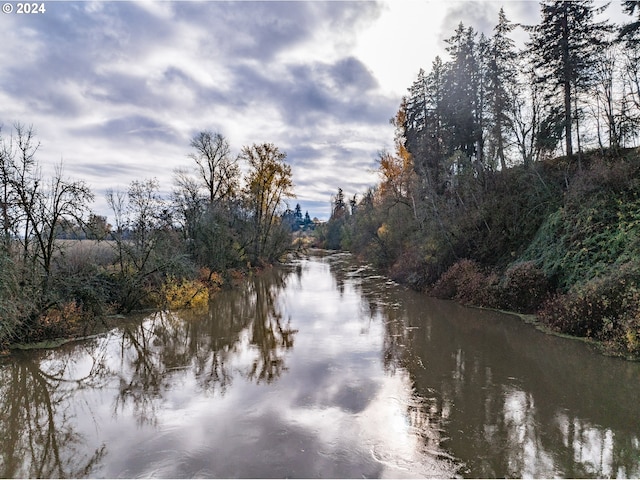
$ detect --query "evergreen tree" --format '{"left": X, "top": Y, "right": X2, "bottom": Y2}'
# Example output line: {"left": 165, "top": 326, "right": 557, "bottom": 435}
{"left": 405, "top": 68, "right": 428, "bottom": 157}
{"left": 405, "top": 58, "right": 448, "bottom": 192}
{"left": 527, "top": 0, "right": 612, "bottom": 160}
{"left": 487, "top": 8, "right": 518, "bottom": 170}
{"left": 332, "top": 188, "right": 347, "bottom": 219}
{"left": 294, "top": 203, "right": 303, "bottom": 223}
{"left": 619, "top": 0, "right": 640, "bottom": 46}
{"left": 443, "top": 23, "right": 480, "bottom": 167}
{"left": 281, "top": 207, "right": 299, "bottom": 232}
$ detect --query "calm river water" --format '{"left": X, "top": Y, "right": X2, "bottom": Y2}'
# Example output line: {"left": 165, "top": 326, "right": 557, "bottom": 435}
{"left": 1, "top": 251, "right": 640, "bottom": 478}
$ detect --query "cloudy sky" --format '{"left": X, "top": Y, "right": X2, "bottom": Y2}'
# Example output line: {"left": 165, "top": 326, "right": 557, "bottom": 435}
{"left": 0, "top": 0, "right": 622, "bottom": 219}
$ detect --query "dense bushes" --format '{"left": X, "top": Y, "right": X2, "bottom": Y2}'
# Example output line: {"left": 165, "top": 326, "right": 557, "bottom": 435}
{"left": 430, "top": 259, "right": 550, "bottom": 314}
{"left": 156, "top": 270, "right": 223, "bottom": 311}
{"left": 388, "top": 247, "right": 434, "bottom": 291}
{"left": 31, "top": 301, "right": 85, "bottom": 342}
{"left": 0, "top": 252, "right": 35, "bottom": 350}
{"left": 538, "top": 264, "right": 640, "bottom": 357}
{"left": 500, "top": 261, "right": 551, "bottom": 313}
{"left": 430, "top": 259, "right": 497, "bottom": 306}
{"left": 523, "top": 194, "right": 640, "bottom": 290}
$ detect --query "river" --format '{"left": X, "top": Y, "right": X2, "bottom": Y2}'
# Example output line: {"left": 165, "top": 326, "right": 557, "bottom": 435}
{"left": 1, "top": 251, "right": 639, "bottom": 478}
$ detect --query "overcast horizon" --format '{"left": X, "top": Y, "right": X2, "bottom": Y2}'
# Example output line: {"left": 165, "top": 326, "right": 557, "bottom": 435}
{"left": 1, "top": 0, "right": 624, "bottom": 221}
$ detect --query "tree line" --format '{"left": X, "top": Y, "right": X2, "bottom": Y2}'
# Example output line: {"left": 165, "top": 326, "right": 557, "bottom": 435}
{"left": 404, "top": 1, "right": 640, "bottom": 178}
{"left": 317, "top": 0, "right": 640, "bottom": 358}
{"left": 0, "top": 125, "right": 299, "bottom": 348}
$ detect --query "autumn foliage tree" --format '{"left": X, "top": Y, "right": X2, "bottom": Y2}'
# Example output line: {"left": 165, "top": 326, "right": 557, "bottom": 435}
{"left": 241, "top": 143, "right": 295, "bottom": 263}
{"left": 379, "top": 104, "right": 418, "bottom": 215}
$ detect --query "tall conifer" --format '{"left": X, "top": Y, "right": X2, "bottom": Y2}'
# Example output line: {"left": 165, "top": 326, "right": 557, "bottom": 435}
{"left": 527, "top": 0, "right": 611, "bottom": 160}
{"left": 443, "top": 23, "right": 479, "bottom": 167}
{"left": 488, "top": 8, "right": 518, "bottom": 170}
{"left": 620, "top": 0, "right": 640, "bottom": 45}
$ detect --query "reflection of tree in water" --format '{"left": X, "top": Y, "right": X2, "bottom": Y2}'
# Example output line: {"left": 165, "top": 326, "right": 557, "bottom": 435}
{"left": 325, "top": 252, "right": 390, "bottom": 336}
{"left": 115, "top": 320, "right": 170, "bottom": 427}
{"left": 0, "top": 346, "right": 108, "bottom": 478}
{"left": 326, "top": 252, "right": 353, "bottom": 296}
{"left": 329, "top": 255, "right": 405, "bottom": 370}
{"left": 374, "top": 292, "right": 640, "bottom": 478}
{"left": 245, "top": 270, "right": 297, "bottom": 383}
{"left": 321, "top": 252, "right": 640, "bottom": 477}
{"left": 324, "top": 253, "right": 453, "bottom": 465}
{"left": 113, "top": 266, "right": 297, "bottom": 425}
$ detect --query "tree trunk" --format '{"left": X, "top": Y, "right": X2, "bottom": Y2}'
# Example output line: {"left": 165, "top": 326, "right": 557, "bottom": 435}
{"left": 564, "top": 81, "right": 573, "bottom": 158}
{"left": 561, "top": 8, "right": 573, "bottom": 159}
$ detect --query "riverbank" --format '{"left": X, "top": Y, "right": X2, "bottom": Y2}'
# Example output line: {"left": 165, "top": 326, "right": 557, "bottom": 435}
{"left": 317, "top": 148, "right": 640, "bottom": 361}
{"left": 419, "top": 151, "right": 640, "bottom": 361}
{"left": 0, "top": 264, "right": 257, "bottom": 357}
{"left": 1, "top": 125, "right": 300, "bottom": 359}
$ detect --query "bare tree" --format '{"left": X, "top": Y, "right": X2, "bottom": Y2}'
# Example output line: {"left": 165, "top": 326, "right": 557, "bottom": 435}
{"left": 171, "top": 167, "right": 205, "bottom": 242}
{"left": 0, "top": 124, "right": 93, "bottom": 293}
{"left": 107, "top": 179, "right": 187, "bottom": 312}
{"left": 189, "top": 131, "right": 240, "bottom": 205}
{"left": 31, "top": 163, "right": 93, "bottom": 292}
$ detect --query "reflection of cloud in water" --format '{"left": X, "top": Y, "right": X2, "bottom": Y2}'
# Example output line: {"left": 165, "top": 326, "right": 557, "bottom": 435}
{"left": 5, "top": 253, "right": 639, "bottom": 478}
{"left": 498, "top": 389, "right": 638, "bottom": 478}
{"left": 358, "top": 372, "right": 458, "bottom": 478}
{"left": 283, "top": 369, "right": 457, "bottom": 478}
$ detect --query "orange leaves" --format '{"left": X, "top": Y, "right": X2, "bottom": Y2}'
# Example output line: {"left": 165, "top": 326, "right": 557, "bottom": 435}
{"left": 377, "top": 149, "right": 417, "bottom": 202}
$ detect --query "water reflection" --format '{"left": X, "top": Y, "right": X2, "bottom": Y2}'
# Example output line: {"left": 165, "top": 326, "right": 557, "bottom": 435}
{"left": 361, "top": 283, "right": 640, "bottom": 478}
{"left": 0, "top": 267, "right": 301, "bottom": 478}
{"left": 111, "top": 267, "right": 298, "bottom": 426}
{"left": 1, "top": 252, "right": 639, "bottom": 478}
{"left": 0, "top": 347, "right": 107, "bottom": 478}
{"left": 320, "top": 253, "right": 640, "bottom": 478}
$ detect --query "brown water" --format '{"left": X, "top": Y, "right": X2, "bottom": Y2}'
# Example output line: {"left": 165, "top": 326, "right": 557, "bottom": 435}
{"left": 1, "top": 251, "right": 639, "bottom": 478}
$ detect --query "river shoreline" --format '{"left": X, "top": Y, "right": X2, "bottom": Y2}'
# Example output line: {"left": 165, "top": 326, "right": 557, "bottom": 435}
{"left": 1, "top": 265, "right": 267, "bottom": 358}
{"left": 3, "top": 250, "right": 636, "bottom": 363}
{"left": 2, "top": 252, "right": 640, "bottom": 478}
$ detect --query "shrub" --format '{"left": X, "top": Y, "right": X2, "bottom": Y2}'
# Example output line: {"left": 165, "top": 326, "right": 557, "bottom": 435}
{"left": 622, "top": 316, "right": 640, "bottom": 358}
{"left": 198, "top": 267, "right": 224, "bottom": 291}
{"left": 32, "top": 301, "right": 85, "bottom": 341}
{"left": 160, "top": 277, "right": 210, "bottom": 311}
{"left": 0, "top": 251, "right": 40, "bottom": 348}
{"left": 537, "top": 264, "right": 640, "bottom": 342}
{"left": 430, "top": 259, "right": 474, "bottom": 299}
{"left": 431, "top": 259, "right": 499, "bottom": 307}
{"left": 565, "top": 157, "right": 640, "bottom": 207}
{"left": 500, "top": 261, "right": 550, "bottom": 313}
{"left": 389, "top": 248, "right": 430, "bottom": 291}
{"left": 521, "top": 157, "right": 640, "bottom": 291}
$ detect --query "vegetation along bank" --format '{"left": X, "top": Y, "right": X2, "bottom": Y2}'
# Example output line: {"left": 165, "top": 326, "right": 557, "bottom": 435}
{"left": 0, "top": 126, "right": 317, "bottom": 353}
{"left": 315, "top": 1, "right": 640, "bottom": 360}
